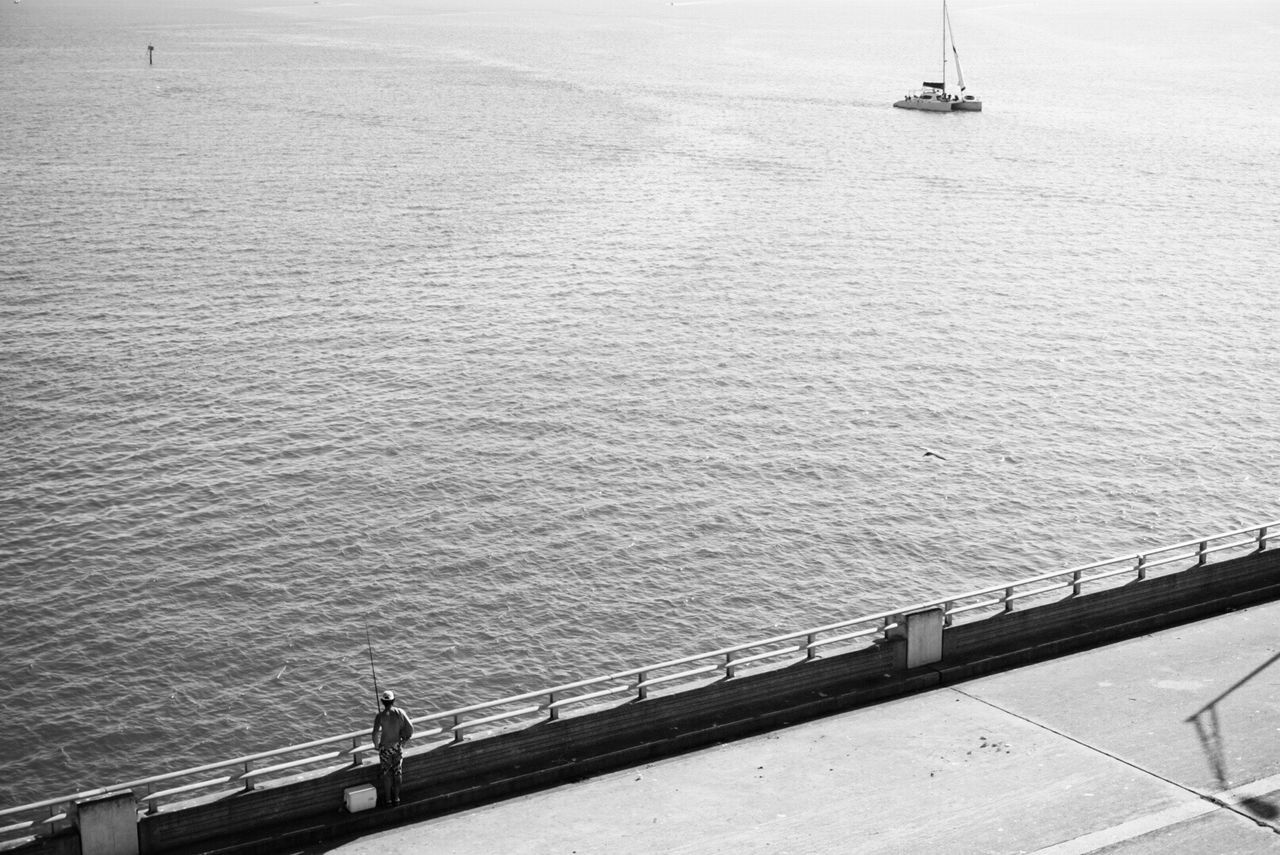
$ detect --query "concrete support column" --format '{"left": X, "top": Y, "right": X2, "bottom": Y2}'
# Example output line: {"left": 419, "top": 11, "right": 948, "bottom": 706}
{"left": 77, "top": 791, "right": 139, "bottom": 855}
{"left": 903, "top": 608, "right": 944, "bottom": 669}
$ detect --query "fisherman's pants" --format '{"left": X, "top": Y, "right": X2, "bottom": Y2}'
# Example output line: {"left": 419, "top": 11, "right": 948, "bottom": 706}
{"left": 379, "top": 746, "right": 403, "bottom": 782}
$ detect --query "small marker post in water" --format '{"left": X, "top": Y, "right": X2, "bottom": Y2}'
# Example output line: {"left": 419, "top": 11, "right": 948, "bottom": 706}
{"left": 147, "top": 43, "right": 154, "bottom": 65}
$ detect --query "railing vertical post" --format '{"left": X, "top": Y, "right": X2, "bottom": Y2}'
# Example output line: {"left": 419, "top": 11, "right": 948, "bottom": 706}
{"left": 1071, "top": 570, "right": 1082, "bottom": 597}
{"left": 943, "top": 601, "right": 954, "bottom": 627}
{"left": 805, "top": 633, "right": 817, "bottom": 661}
{"left": 637, "top": 672, "right": 648, "bottom": 701}
{"left": 351, "top": 736, "right": 362, "bottom": 768}
{"left": 1259, "top": 526, "right": 1270, "bottom": 553}
{"left": 548, "top": 692, "right": 559, "bottom": 722}
{"left": 242, "top": 760, "right": 254, "bottom": 792}
{"left": 1003, "top": 587, "right": 1014, "bottom": 613}
{"left": 1136, "top": 554, "right": 1148, "bottom": 580}
{"left": 452, "top": 715, "right": 464, "bottom": 745}
{"left": 146, "top": 783, "right": 159, "bottom": 815}
{"left": 1197, "top": 540, "right": 1208, "bottom": 566}
{"left": 726, "top": 652, "right": 737, "bottom": 679}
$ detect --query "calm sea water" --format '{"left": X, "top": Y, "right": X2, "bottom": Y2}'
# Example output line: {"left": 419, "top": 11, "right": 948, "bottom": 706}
{"left": 2, "top": 0, "right": 1278, "bottom": 808}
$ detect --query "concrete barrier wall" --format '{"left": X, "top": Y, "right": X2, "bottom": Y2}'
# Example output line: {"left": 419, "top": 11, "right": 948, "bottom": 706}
{"left": 13, "top": 547, "right": 1280, "bottom": 855}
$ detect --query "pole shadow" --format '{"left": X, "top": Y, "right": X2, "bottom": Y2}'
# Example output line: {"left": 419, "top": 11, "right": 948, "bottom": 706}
{"left": 1185, "top": 650, "right": 1280, "bottom": 820}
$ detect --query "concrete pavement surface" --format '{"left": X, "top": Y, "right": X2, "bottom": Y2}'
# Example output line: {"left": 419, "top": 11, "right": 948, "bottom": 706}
{"left": 298, "top": 599, "right": 1280, "bottom": 854}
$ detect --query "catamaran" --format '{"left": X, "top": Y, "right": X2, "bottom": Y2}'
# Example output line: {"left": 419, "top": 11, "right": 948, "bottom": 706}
{"left": 894, "top": 0, "right": 982, "bottom": 112}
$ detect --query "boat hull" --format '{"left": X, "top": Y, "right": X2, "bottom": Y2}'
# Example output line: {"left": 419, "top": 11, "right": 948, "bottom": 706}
{"left": 893, "top": 94, "right": 982, "bottom": 112}
{"left": 893, "top": 97, "right": 953, "bottom": 111}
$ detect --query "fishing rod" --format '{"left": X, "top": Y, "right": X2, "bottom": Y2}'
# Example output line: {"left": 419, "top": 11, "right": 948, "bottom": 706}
{"left": 363, "top": 617, "right": 381, "bottom": 712}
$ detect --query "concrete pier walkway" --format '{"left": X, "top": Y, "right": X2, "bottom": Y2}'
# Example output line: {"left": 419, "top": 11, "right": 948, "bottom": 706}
{"left": 295, "top": 598, "right": 1280, "bottom": 855}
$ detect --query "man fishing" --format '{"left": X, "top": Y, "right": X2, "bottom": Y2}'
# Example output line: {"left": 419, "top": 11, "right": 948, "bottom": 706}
{"left": 371, "top": 690, "right": 414, "bottom": 807}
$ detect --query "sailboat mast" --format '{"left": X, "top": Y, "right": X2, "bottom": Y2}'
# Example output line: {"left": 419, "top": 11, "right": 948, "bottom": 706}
{"left": 941, "top": 0, "right": 948, "bottom": 94}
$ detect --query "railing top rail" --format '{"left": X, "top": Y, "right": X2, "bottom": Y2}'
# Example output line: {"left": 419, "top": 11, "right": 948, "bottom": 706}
{"left": 0, "top": 732, "right": 374, "bottom": 820}
{"left": 0, "top": 788, "right": 109, "bottom": 818}
{"left": 107, "top": 729, "right": 373, "bottom": 794}
{"left": 414, "top": 616, "right": 900, "bottom": 720}
{"left": 929, "top": 520, "right": 1280, "bottom": 611}
{"left": 4, "top": 518, "right": 1274, "bottom": 824}
{"left": 1144, "top": 522, "right": 1276, "bottom": 554}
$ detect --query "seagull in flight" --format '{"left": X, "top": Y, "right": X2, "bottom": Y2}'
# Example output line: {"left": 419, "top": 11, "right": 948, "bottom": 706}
{"left": 922, "top": 449, "right": 947, "bottom": 460}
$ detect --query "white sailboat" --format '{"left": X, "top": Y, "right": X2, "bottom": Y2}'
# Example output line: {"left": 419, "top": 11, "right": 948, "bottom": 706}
{"left": 894, "top": 0, "right": 982, "bottom": 112}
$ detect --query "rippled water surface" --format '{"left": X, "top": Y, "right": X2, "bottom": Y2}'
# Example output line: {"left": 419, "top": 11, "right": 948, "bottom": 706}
{"left": 2, "top": 0, "right": 1278, "bottom": 807}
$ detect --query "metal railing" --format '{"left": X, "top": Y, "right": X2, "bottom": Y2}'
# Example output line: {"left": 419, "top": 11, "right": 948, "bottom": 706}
{"left": 2, "top": 519, "right": 1274, "bottom": 845}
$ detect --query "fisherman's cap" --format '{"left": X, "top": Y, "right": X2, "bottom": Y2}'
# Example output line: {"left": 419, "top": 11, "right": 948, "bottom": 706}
{"left": 381, "top": 690, "right": 395, "bottom": 702}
